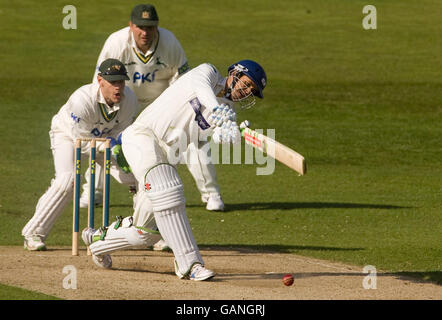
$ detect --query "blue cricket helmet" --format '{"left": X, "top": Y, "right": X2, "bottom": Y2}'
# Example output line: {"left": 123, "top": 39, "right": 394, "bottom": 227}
{"left": 228, "top": 60, "right": 267, "bottom": 98}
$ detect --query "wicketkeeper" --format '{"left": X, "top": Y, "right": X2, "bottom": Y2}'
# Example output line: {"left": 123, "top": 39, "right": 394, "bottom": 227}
{"left": 22, "top": 59, "right": 139, "bottom": 251}
{"left": 82, "top": 60, "right": 267, "bottom": 281}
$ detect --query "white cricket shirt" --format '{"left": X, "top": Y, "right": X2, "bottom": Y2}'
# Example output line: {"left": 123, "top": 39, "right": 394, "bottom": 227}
{"left": 93, "top": 27, "right": 188, "bottom": 109}
{"left": 52, "top": 82, "right": 139, "bottom": 141}
{"left": 130, "top": 63, "right": 232, "bottom": 147}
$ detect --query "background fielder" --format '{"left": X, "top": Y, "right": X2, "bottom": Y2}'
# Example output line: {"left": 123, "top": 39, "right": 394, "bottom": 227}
{"left": 81, "top": 4, "right": 225, "bottom": 213}
{"left": 22, "top": 59, "right": 138, "bottom": 251}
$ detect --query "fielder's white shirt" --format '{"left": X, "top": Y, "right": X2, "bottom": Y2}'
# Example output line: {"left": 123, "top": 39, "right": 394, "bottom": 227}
{"left": 130, "top": 63, "right": 231, "bottom": 147}
{"left": 52, "top": 83, "right": 139, "bottom": 141}
{"left": 93, "top": 27, "right": 189, "bottom": 109}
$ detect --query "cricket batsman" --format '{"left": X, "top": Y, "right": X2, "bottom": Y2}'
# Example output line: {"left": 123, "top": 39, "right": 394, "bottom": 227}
{"left": 82, "top": 59, "right": 267, "bottom": 281}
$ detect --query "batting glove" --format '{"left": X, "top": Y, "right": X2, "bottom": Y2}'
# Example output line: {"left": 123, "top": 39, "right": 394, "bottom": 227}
{"left": 208, "top": 104, "right": 237, "bottom": 128}
{"left": 212, "top": 120, "right": 241, "bottom": 144}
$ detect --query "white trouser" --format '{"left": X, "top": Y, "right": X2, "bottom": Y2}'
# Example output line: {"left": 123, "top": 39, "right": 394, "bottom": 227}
{"left": 122, "top": 125, "right": 204, "bottom": 275}
{"left": 22, "top": 128, "right": 136, "bottom": 240}
{"left": 184, "top": 141, "right": 220, "bottom": 197}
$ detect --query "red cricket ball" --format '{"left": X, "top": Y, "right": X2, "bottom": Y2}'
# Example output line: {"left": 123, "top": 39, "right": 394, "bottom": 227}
{"left": 282, "top": 274, "right": 294, "bottom": 286}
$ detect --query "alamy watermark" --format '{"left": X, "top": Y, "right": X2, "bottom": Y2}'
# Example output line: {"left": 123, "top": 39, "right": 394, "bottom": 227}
{"left": 362, "top": 5, "right": 377, "bottom": 30}
{"left": 62, "top": 5, "right": 77, "bottom": 30}
{"left": 125, "top": 127, "right": 276, "bottom": 175}
{"left": 62, "top": 265, "right": 77, "bottom": 289}
{"left": 362, "top": 265, "right": 377, "bottom": 289}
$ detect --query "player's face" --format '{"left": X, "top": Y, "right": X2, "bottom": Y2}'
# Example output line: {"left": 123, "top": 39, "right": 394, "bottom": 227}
{"left": 98, "top": 76, "right": 125, "bottom": 106}
{"left": 228, "top": 74, "right": 259, "bottom": 101}
{"left": 130, "top": 22, "right": 158, "bottom": 51}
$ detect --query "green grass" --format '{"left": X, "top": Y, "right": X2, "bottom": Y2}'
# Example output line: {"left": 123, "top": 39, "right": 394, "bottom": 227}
{"left": 0, "top": 284, "right": 60, "bottom": 300}
{"left": 0, "top": 0, "right": 441, "bottom": 298}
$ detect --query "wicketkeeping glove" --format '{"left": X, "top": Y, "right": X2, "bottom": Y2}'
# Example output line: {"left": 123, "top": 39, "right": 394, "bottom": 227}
{"left": 107, "top": 134, "right": 132, "bottom": 174}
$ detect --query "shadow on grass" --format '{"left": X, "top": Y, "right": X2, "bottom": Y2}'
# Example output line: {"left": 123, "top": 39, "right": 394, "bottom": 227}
{"left": 219, "top": 202, "right": 409, "bottom": 212}
{"left": 111, "top": 202, "right": 409, "bottom": 211}
{"left": 199, "top": 244, "right": 364, "bottom": 254}
{"left": 111, "top": 267, "right": 175, "bottom": 277}
{"left": 394, "top": 271, "right": 442, "bottom": 286}
{"left": 108, "top": 204, "right": 132, "bottom": 208}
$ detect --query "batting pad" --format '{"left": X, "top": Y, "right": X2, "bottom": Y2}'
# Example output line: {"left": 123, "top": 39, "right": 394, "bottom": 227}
{"left": 143, "top": 164, "right": 203, "bottom": 275}
{"left": 90, "top": 217, "right": 161, "bottom": 256}
{"left": 22, "top": 172, "right": 74, "bottom": 239}
{"left": 132, "top": 189, "right": 155, "bottom": 228}
{"left": 144, "top": 164, "right": 185, "bottom": 212}
{"left": 154, "top": 205, "right": 204, "bottom": 276}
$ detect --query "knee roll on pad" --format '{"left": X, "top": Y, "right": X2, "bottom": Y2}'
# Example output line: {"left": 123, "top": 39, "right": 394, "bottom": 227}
{"left": 120, "top": 217, "right": 161, "bottom": 246}
{"left": 132, "top": 190, "right": 155, "bottom": 227}
{"left": 120, "top": 225, "right": 161, "bottom": 247}
{"left": 89, "top": 216, "right": 161, "bottom": 255}
{"left": 144, "top": 164, "right": 185, "bottom": 212}
{"left": 132, "top": 226, "right": 162, "bottom": 246}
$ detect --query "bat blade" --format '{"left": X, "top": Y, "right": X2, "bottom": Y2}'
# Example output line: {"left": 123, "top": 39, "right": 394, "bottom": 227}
{"left": 241, "top": 128, "right": 306, "bottom": 175}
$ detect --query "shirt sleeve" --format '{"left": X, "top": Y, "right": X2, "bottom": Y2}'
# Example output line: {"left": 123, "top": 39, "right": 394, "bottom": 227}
{"left": 168, "top": 36, "right": 190, "bottom": 85}
{"left": 65, "top": 90, "right": 97, "bottom": 140}
{"left": 191, "top": 63, "right": 224, "bottom": 112}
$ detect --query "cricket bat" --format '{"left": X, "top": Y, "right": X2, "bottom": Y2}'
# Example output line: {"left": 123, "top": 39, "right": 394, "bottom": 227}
{"left": 240, "top": 126, "right": 307, "bottom": 175}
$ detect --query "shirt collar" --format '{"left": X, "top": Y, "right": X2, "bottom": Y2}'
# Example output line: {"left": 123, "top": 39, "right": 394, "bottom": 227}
{"left": 130, "top": 29, "right": 159, "bottom": 56}
{"left": 97, "top": 84, "right": 121, "bottom": 114}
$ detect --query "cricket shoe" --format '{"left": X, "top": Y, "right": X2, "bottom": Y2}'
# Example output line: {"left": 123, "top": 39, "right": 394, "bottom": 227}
{"left": 82, "top": 227, "right": 108, "bottom": 245}
{"left": 81, "top": 228, "right": 112, "bottom": 269}
{"left": 153, "top": 239, "right": 171, "bottom": 252}
{"left": 92, "top": 254, "right": 112, "bottom": 269}
{"left": 81, "top": 227, "right": 95, "bottom": 246}
{"left": 79, "top": 191, "right": 103, "bottom": 208}
{"left": 202, "top": 193, "right": 225, "bottom": 211}
{"left": 175, "top": 261, "right": 215, "bottom": 281}
{"left": 24, "top": 234, "right": 47, "bottom": 251}
{"left": 190, "top": 264, "right": 215, "bottom": 281}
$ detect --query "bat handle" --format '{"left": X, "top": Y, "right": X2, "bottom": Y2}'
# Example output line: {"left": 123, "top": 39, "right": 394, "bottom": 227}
{"left": 239, "top": 120, "right": 251, "bottom": 135}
